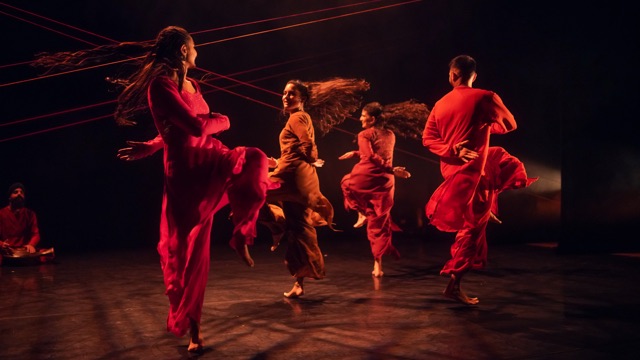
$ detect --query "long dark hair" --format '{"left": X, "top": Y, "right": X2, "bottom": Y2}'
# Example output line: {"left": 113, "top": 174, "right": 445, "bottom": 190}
{"left": 364, "top": 100, "right": 430, "bottom": 139}
{"left": 32, "top": 26, "right": 192, "bottom": 126}
{"left": 115, "top": 26, "right": 191, "bottom": 126}
{"left": 283, "top": 78, "right": 370, "bottom": 136}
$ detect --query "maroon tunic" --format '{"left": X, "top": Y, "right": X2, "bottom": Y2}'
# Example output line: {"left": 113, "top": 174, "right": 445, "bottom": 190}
{"left": 341, "top": 127, "right": 401, "bottom": 259}
{"left": 0, "top": 206, "right": 40, "bottom": 248}
{"left": 148, "top": 76, "right": 272, "bottom": 336}
{"left": 422, "top": 85, "right": 537, "bottom": 276}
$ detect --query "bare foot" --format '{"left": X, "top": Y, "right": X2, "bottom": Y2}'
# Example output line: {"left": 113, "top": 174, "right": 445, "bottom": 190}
{"left": 372, "top": 258, "right": 384, "bottom": 277}
{"left": 188, "top": 320, "right": 204, "bottom": 353}
{"left": 236, "top": 244, "right": 254, "bottom": 267}
{"left": 270, "top": 232, "right": 284, "bottom": 251}
{"left": 188, "top": 337, "right": 204, "bottom": 353}
{"left": 353, "top": 212, "right": 367, "bottom": 228}
{"left": 443, "top": 287, "right": 479, "bottom": 305}
{"left": 284, "top": 282, "right": 304, "bottom": 298}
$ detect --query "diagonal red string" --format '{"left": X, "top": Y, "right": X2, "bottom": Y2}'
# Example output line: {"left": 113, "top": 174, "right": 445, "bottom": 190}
{"left": 190, "top": 0, "right": 385, "bottom": 35}
{"left": 0, "top": 9, "right": 99, "bottom": 47}
{"left": 0, "top": 2, "right": 118, "bottom": 43}
{"left": 0, "top": 0, "right": 422, "bottom": 87}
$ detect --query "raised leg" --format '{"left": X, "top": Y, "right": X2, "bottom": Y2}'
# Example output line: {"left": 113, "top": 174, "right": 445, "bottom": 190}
{"left": 227, "top": 147, "right": 269, "bottom": 267}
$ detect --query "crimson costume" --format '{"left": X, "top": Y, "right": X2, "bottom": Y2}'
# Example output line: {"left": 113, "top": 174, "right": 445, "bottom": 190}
{"left": 341, "top": 127, "right": 401, "bottom": 259}
{"left": 148, "top": 76, "right": 273, "bottom": 336}
{"left": 422, "top": 85, "right": 537, "bottom": 276}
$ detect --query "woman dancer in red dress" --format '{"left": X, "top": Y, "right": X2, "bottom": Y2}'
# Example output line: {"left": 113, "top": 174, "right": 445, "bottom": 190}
{"left": 117, "top": 26, "right": 278, "bottom": 352}
{"left": 37, "top": 26, "right": 276, "bottom": 352}
{"left": 339, "top": 101, "right": 429, "bottom": 277}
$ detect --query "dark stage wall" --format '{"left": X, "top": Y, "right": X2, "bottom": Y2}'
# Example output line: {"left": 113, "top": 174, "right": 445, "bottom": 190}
{"left": 1, "top": 1, "right": 636, "bottom": 253}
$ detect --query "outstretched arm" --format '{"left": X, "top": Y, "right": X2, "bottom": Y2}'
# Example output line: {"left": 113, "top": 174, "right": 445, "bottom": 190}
{"left": 338, "top": 150, "right": 360, "bottom": 160}
{"left": 117, "top": 134, "right": 164, "bottom": 161}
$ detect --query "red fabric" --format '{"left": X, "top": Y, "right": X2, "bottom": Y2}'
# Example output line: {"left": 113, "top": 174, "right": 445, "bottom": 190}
{"left": 341, "top": 127, "right": 401, "bottom": 259}
{"left": 148, "top": 76, "right": 273, "bottom": 336}
{"left": 422, "top": 86, "right": 537, "bottom": 276}
{"left": 0, "top": 206, "right": 40, "bottom": 247}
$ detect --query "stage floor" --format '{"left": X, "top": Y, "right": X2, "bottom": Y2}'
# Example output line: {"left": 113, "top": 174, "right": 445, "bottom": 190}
{"left": 1, "top": 231, "right": 639, "bottom": 360}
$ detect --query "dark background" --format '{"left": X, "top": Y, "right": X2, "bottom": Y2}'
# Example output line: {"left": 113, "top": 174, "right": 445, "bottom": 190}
{"left": 0, "top": 1, "right": 637, "bottom": 254}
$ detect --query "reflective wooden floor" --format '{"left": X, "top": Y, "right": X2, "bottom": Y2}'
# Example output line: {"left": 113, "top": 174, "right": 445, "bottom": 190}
{"left": 1, "top": 229, "right": 639, "bottom": 360}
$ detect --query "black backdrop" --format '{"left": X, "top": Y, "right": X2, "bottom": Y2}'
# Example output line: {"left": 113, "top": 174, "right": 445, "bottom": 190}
{"left": 1, "top": 1, "right": 637, "bottom": 254}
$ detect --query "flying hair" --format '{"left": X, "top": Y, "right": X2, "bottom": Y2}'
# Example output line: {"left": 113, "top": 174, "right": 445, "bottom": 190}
{"left": 298, "top": 78, "right": 371, "bottom": 136}
{"left": 378, "top": 100, "right": 430, "bottom": 139}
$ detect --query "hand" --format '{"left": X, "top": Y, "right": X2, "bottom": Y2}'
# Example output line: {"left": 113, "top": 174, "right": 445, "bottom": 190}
{"left": 24, "top": 244, "right": 36, "bottom": 253}
{"left": 454, "top": 140, "right": 479, "bottom": 163}
{"left": 117, "top": 140, "right": 160, "bottom": 161}
{"left": 393, "top": 166, "right": 411, "bottom": 179}
{"left": 338, "top": 151, "right": 356, "bottom": 160}
{"left": 268, "top": 157, "right": 279, "bottom": 168}
{"left": 312, "top": 159, "right": 325, "bottom": 168}
{"left": 0, "top": 242, "right": 13, "bottom": 256}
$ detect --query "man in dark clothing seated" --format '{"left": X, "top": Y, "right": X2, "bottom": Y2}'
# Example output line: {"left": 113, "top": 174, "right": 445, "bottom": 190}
{"left": 0, "top": 183, "right": 54, "bottom": 265}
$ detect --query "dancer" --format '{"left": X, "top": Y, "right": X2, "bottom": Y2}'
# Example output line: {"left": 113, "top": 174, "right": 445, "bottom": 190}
{"left": 115, "top": 27, "right": 276, "bottom": 352}
{"left": 36, "top": 26, "right": 275, "bottom": 352}
{"left": 262, "top": 78, "right": 369, "bottom": 298}
{"left": 339, "top": 101, "right": 429, "bottom": 277}
{"left": 422, "top": 55, "right": 537, "bottom": 305}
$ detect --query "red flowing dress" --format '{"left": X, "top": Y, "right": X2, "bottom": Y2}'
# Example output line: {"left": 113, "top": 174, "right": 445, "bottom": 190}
{"left": 148, "top": 76, "right": 272, "bottom": 336}
{"left": 422, "top": 85, "right": 537, "bottom": 276}
{"left": 340, "top": 127, "right": 401, "bottom": 259}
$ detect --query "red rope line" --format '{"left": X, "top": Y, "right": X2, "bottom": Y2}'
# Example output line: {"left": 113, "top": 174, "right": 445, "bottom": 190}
{"left": 0, "top": 57, "right": 138, "bottom": 88}
{"left": 0, "top": 1, "right": 419, "bottom": 140}
{"left": 190, "top": 0, "right": 386, "bottom": 36}
{"left": 0, "top": 10, "right": 99, "bottom": 47}
{"left": 0, "top": 114, "right": 110, "bottom": 143}
{"left": 0, "top": 59, "right": 32, "bottom": 69}
{"left": 0, "top": 2, "right": 118, "bottom": 43}
{"left": 197, "top": 0, "right": 422, "bottom": 47}
{"left": 0, "top": 100, "right": 115, "bottom": 127}
{"left": 0, "top": 0, "right": 421, "bottom": 87}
